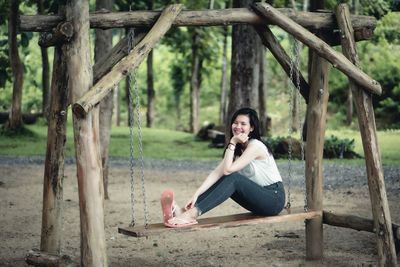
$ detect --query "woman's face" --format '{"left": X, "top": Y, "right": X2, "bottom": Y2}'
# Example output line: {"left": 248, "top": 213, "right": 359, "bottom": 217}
{"left": 231, "top": 114, "right": 253, "bottom": 137}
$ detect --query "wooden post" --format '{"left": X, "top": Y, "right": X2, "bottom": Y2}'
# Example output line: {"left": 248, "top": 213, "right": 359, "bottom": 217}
{"left": 40, "top": 3, "right": 69, "bottom": 255}
{"left": 65, "top": 0, "right": 107, "bottom": 266}
{"left": 252, "top": 2, "right": 382, "bottom": 95}
{"left": 335, "top": 4, "right": 398, "bottom": 266}
{"left": 305, "top": 53, "right": 330, "bottom": 260}
{"left": 72, "top": 4, "right": 183, "bottom": 117}
{"left": 254, "top": 25, "right": 309, "bottom": 103}
{"left": 40, "top": 40, "right": 69, "bottom": 254}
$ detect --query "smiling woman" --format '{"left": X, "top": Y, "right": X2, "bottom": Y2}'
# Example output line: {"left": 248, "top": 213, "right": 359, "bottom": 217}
{"left": 160, "top": 107, "right": 286, "bottom": 228}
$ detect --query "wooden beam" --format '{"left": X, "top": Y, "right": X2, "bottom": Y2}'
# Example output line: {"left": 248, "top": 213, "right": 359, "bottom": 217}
{"left": 305, "top": 53, "right": 330, "bottom": 260}
{"left": 72, "top": 5, "right": 183, "bottom": 118}
{"left": 38, "top": 21, "right": 73, "bottom": 48}
{"left": 93, "top": 31, "right": 146, "bottom": 84}
{"left": 19, "top": 8, "right": 376, "bottom": 37}
{"left": 252, "top": 3, "right": 382, "bottom": 96}
{"left": 119, "top": 208, "right": 322, "bottom": 238}
{"left": 65, "top": 0, "right": 107, "bottom": 265}
{"left": 335, "top": 4, "right": 398, "bottom": 266}
{"left": 254, "top": 25, "right": 309, "bottom": 103}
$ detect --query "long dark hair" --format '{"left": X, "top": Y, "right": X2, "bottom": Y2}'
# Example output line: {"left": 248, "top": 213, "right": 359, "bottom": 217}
{"left": 227, "top": 107, "right": 268, "bottom": 157}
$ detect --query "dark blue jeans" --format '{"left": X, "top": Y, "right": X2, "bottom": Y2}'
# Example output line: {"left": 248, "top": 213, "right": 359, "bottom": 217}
{"left": 195, "top": 172, "right": 286, "bottom": 216}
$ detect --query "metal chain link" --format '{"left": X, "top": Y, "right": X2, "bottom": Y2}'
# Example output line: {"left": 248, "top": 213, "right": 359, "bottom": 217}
{"left": 127, "top": 28, "right": 136, "bottom": 227}
{"left": 127, "top": 28, "right": 149, "bottom": 227}
{"left": 132, "top": 46, "right": 149, "bottom": 228}
{"left": 293, "top": 40, "right": 308, "bottom": 212}
{"left": 286, "top": 37, "right": 297, "bottom": 210}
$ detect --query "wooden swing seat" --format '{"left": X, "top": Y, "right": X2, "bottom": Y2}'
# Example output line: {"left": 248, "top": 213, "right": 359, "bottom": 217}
{"left": 118, "top": 207, "right": 321, "bottom": 238}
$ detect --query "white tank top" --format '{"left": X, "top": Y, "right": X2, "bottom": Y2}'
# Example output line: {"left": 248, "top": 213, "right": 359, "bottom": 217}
{"left": 238, "top": 139, "right": 282, "bottom": 187}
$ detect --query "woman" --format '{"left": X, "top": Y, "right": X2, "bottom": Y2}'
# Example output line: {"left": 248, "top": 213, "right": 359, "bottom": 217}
{"left": 161, "top": 107, "right": 285, "bottom": 228}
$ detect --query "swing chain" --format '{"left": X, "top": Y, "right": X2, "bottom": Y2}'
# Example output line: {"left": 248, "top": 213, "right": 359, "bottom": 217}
{"left": 127, "top": 28, "right": 136, "bottom": 227}
{"left": 286, "top": 37, "right": 306, "bottom": 211}
{"left": 127, "top": 28, "right": 149, "bottom": 227}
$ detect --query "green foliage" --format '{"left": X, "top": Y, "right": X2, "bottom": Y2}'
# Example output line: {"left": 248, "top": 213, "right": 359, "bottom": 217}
{"left": 323, "top": 135, "right": 359, "bottom": 159}
{"left": 262, "top": 135, "right": 360, "bottom": 159}
{"left": 327, "top": 11, "right": 400, "bottom": 128}
{"left": 374, "top": 12, "right": 400, "bottom": 44}
{"left": 0, "top": 124, "right": 37, "bottom": 138}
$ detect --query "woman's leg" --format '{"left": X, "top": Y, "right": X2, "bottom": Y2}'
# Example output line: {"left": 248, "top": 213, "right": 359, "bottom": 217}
{"left": 195, "top": 172, "right": 285, "bottom": 216}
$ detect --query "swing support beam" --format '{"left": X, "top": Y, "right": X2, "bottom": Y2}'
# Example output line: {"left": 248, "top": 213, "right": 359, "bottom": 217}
{"left": 252, "top": 3, "right": 381, "bottom": 96}
{"left": 72, "top": 5, "right": 183, "bottom": 118}
{"left": 19, "top": 8, "right": 376, "bottom": 47}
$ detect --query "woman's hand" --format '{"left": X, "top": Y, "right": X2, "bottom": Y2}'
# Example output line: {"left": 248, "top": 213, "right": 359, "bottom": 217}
{"left": 185, "top": 194, "right": 198, "bottom": 210}
{"left": 231, "top": 132, "right": 249, "bottom": 145}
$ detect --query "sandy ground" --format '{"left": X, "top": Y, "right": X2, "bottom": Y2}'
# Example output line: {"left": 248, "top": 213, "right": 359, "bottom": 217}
{"left": 0, "top": 159, "right": 399, "bottom": 267}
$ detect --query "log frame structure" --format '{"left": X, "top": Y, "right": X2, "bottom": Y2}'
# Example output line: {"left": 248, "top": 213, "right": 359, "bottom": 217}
{"left": 18, "top": 2, "right": 398, "bottom": 266}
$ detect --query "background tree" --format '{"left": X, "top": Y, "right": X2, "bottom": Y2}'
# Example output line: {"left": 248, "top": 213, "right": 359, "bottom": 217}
{"left": 37, "top": 0, "right": 50, "bottom": 120}
{"left": 95, "top": 0, "right": 114, "bottom": 200}
{"left": 6, "top": 0, "right": 24, "bottom": 131}
{"left": 146, "top": 0, "right": 155, "bottom": 128}
{"left": 228, "top": 0, "right": 264, "bottom": 132}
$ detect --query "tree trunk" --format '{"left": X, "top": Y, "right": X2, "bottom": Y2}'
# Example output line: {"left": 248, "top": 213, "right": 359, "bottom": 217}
{"left": 258, "top": 47, "right": 267, "bottom": 135}
{"left": 114, "top": 85, "right": 120, "bottom": 126}
{"left": 37, "top": 0, "right": 50, "bottom": 120}
{"left": 95, "top": 0, "right": 114, "bottom": 200}
{"left": 7, "top": 0, "right": 24, "bottom": 130}
{"left": 219, "top": 24, "right": 229, "bottom": 125}
{"left": 146, "top": 50, "right": 155, "bottom": 128}
{"left": 228, "top": 0, "right": 262, "bottom": 136}
{"left": 190, "top": 31, "right": 202, "bottom": 134}
{"left": 146, "top": 0, "right": 155, "bottom": 128}
{"left": 66, "top": 0, "right": 108, "bottom": 265}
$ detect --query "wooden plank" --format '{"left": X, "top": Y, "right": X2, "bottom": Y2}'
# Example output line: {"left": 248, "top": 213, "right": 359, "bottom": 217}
{"left": 335, "top": 4, "right": 398, "bottom": 266}
{"left": 72, "top": 4, "right": 183, "bottom": 118}
{"left": 118, "top": 208, "right": 321, "bottom": 238}
{"left": 252, "top": 2, "right": 382, "bottom": 96}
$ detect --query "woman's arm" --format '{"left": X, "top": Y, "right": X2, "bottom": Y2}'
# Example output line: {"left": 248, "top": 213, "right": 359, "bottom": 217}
{"left": 222, "top": 142, "right": 265, "bottom": 175}
{"left": 185, "top": 161, "right": 224, "bottom": 209}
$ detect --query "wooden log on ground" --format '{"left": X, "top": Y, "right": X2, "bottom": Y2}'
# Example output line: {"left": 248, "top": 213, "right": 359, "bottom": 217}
{"left": 252, "top": 2, "right": 382, "bottom": 96}
{"left": 25, "top": 249, "right": 76, "bottom": 267}
{"left": 254, "top": 25, "right": 309, "bottom": 103}
{"left": 335, "top": 4, "right": 398, "bottom": 266}
{"left": 305, "top": 52, "right": 330, "bottom": 260}
{"left": 65, "top": 0, "right": 107, "bottom": 266}
{"left": 323, "top": 211, "right": 400, "bottom": 241}
{"left": 38, "top": 21, "right": 73, "bottom": 47}
{"left": 72, "top": 4, "right": 183, "bottom": 118}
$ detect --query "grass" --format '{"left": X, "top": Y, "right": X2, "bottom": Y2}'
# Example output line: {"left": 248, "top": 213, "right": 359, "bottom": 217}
{"left": 0, "top": 124, "right": 399, "bottom": 165}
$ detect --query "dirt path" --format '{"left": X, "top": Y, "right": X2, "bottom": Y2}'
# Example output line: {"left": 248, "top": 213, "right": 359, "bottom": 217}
{"left": 0, "top": 159, "right": 399, "bottom": 266}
